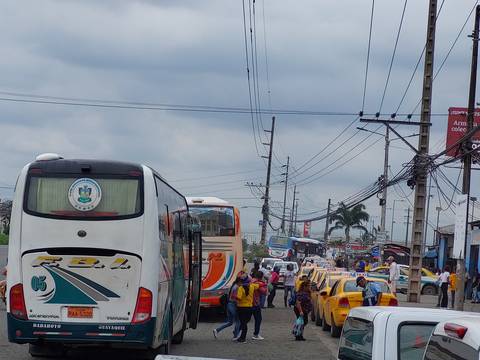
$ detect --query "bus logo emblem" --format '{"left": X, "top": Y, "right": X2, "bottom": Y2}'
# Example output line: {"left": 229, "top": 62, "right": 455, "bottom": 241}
{"left": 68, "top": 178, "right": 102, "bottom": 212}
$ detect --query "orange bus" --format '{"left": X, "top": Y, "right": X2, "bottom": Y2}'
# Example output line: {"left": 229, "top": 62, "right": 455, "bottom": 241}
{"left": 186, "top": 197, "right": 243, "bottom": 308}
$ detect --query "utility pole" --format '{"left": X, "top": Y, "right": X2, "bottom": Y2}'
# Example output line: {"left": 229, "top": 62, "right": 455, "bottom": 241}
{"left": 289, "top": 184, "right": 298, "bottom": 236}
{"left": 407, "top": 0, "right": 437, "bottom": 303}
{"left": 435, "top": 206, "right": 441, "bottom": 245}
{"left": 294, "top": 199, "right": 299, "bottom": 236}
{"left": 456, "top": 4, "right": 480, "bottom": 311}
{"left": 405, "top": 207, "right": 411, "bottom": 246}
{"left": 380, "top": 127, "right": 390, "bottom": 234}
{"left": 390, "top": 199, "right": 404, "bottom": 242}
{"left": 324, "top": 198, "right": 332, "bottom": 242}
{"left": 424, "top": 176, "right": 434, "bottom": 248}
{"left": 260, "top": 116, "right": 275, "bottom": 245}
{"left": 281, "top": 156, "right": 290, "bottom": 234}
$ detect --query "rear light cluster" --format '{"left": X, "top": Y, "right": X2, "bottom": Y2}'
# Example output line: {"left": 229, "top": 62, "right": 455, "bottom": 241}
{"left": 338, "top": 297, "right": 350, "bottom": 308}
{"left": 10, "top": 284, "right": 28, "bottom": 320}
{"left": 132, "top": 287, "right": 152, "bottom": 324}
{"left": 388, "top": 298, "right": 398, "bottom": 306}
{"left": 444, "top": 323, "right": 468, "bottom": 339}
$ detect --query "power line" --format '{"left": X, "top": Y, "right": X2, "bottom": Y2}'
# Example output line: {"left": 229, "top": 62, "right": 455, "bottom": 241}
{"left": 362, "top": 0, "right": 375, "bottom": 112}
{"left": 378, "top": 0, "right": 408, "bottom": 113}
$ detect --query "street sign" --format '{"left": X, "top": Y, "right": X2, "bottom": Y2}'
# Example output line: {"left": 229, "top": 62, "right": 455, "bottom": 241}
{"left": 303, "top": 221, "right": 311, "bottom": 237}
{"left": 453, "top": 194, "right": 469, "bottom": 259}
{"left": 446, "top": 107, "right": 480, "bottom": 157}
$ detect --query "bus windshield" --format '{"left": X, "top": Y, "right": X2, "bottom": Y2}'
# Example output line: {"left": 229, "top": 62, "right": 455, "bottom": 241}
{"left": 189, "top": 206, "right": 235, "bottom": 237}
{"left": 25, "top": 176, "right": 142, "bottom": 219}
{"left": 269, "top": 235, "right": 289, "bottom": 248}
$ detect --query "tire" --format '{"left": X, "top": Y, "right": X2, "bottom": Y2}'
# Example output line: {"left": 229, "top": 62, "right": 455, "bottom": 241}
{"left": 330, "top": 314, "right": 342, "bottom": 338}
{"left": 322, "top": 310, "right": 330, "bottom": 331}
{"left": 160, "top": 308, "right": 173, "bottom": 355}
{"left": 28, "top": 344, "right": 65, "bottom": 358}
{"left": 315, "top": 306, "right": 323, "bottom": 327}
{"left": 421, "top": 284, "right": 437, "bottom": 296}
{"left": 172, "top": 314, "right": 186, "bottom": 345}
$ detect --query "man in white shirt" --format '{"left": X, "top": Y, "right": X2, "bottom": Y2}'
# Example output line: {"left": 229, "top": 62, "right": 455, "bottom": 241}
{"left": 387, "top": 256, "right": 400, "bottom": 295}
{"left": 283, "top": 264, "right": 296, "bottom": 307}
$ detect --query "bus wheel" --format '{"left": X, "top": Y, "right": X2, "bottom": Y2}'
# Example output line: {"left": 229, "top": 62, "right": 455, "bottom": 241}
{"left": 172, "top": 314, "right": 186, "bottom": 345}
{"left": 29, "top": 343, "right": 65, "bottom": 358}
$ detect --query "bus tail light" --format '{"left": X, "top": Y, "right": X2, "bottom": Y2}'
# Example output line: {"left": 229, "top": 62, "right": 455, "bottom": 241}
{"left": 10, "top": 283, "right": 28, "bottom": 320}
{"left": 132, "top": 287, "right": 152, "bottom": 324}
{"left": 388, "top": 298, "right": 398, "bottom": 306}
{"left": 339, "top": 297, "right": 350, "bottom": 308}
{"left": 444, "top": 323, "right": 468, "bottom": 339}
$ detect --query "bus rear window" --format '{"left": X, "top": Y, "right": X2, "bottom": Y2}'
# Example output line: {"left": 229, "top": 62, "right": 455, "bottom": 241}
{"left": 189, "top": 206, "right": 234, "bottom": 237}
{"left": 25, "top": 176, "right": 142, "bottom": 219}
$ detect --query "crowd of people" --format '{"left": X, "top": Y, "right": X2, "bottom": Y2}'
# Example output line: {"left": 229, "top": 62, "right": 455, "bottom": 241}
{"left": 212, "top": 261, "right": 315, "bottom": 342}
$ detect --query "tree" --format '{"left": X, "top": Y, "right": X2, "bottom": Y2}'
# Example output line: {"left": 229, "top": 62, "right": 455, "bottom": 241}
{"left": 328, "top": 203, "right": 370, "bottom": 244}
{"left": 0, "top": 199, "right": 12, "bottom": 235}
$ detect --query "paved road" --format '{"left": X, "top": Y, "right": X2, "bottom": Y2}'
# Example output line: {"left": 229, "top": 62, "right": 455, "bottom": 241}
{"left": 0, "top": 290, "right": 338, "bottom": 360}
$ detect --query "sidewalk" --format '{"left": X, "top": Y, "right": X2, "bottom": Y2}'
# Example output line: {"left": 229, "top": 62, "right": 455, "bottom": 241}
{"left": 397, "top": 293, "right": 480, "bottom": 312}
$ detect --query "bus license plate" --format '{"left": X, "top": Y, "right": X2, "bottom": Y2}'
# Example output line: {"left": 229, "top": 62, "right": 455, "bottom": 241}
{"left": 67, "top": 307, "right": 93, "bottom": 319}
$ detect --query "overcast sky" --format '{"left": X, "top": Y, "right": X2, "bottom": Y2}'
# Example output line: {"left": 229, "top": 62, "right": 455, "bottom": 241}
{"left": 0, "top": 0, "right": 479, "bottom": 243}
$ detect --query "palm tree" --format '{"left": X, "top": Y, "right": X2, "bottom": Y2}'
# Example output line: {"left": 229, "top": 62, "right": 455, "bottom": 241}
{"left": 328, "top": 203, "right": 370, "bottom": 244}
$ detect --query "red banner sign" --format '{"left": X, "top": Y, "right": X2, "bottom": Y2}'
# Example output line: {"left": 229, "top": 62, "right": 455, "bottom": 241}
{"left": 303, "top": 221, "right": 311, "bottom": 237}
{"left": 446, "top": 107, "right": 480, "bottom": 157}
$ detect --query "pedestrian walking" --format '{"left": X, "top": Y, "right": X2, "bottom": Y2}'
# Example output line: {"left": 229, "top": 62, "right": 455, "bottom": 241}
{"left": 449, "top": 269, "right": 457, "bottom": 309}
{"left": 356, "top": 276, "right": 382, "bottom": 306}
{"left": 283, "top": 264, "right": 295, "bottom": 307}
{"left": 213, "top": 277, "right": 241, "bottom": 340}
{"left": 439, "top": 266, "right": 450, "bottom": 308}
{"left": 267, "top": 266, "right": 279, "bottom": 308}
{"left": 236, "top": 278, "right": 259, "bottom": 343}
{"left": 251, "top": 271, "right": 267, "bottom": 340}
{"left": 293, "top": 280, "right": 312, "bottom": 341}
{"left": 250, "top": 261, "right": 260, "bottom": 278}
{"left": 387, "top": 256, "right": 400, "bottom": 295}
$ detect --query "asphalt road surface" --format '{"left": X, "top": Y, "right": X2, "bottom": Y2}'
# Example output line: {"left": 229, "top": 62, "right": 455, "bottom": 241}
{"left": 0, "top": 292, "right": 338, "bottom": 360}
{"left": 0, "top": 245, "right": 337, "bottom": 360}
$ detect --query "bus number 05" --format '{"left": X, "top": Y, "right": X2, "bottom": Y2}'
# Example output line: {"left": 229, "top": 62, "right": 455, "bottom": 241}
{"left": 31, "top": 276, "right": 47, "bottom": 292}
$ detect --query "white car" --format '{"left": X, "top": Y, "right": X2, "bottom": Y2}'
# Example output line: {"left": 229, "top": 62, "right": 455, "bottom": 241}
{"left": 337, "top": 307, "right": 480, "bottom": 360}
{"left": 260, "top": 257, "right": 280, "bottom": 271}
{"left": 424, "top": 317, "right": 480, "bottom": 360}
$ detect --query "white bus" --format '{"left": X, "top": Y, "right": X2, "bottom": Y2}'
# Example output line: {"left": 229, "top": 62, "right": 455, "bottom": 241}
{"left": 186, "top": 197, "right": 243, "bottom": 309}
{"left": 6, "top": 154, "right": 201, "bottom": 358}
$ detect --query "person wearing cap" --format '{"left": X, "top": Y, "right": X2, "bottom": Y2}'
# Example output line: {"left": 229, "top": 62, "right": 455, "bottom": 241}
{"left": 387, "top": 256, "right": 400, "bottom": 295}
{"left": 356, "top": 276, "right": 382, "bottom": 306}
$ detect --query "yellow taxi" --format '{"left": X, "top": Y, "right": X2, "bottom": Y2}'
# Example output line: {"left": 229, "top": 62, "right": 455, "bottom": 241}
{"left": 313, "top": 272, "right": 348, "bottom": 327}
{"left": 308, "top": 267, "right": 328, "bottom": 320}
{"left": 322, "top": 277, "right": 397, "bottom": 337}
{"left": 299, "top": 265, "right": 316, "bottom": 278}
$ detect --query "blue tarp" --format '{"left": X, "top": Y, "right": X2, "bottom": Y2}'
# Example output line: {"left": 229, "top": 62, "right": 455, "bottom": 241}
{"left": 424, "top": 249, "right": 437, "bottom": 259}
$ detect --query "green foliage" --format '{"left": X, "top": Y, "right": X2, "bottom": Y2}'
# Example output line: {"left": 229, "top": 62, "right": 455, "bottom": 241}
{"left": 328, "top": 203, "right": 370, "bottom": 241}
{"left": 0, "top": 233, "right": 8, "bottom": 245}
{"left": 243, "top": 241, "right": 269, "bottom": 263}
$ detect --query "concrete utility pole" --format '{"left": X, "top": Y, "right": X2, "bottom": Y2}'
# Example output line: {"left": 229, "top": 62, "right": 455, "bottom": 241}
{"left": 281, "top": 156, "right": 290, "bottom": 234}
{"left": 324, "top": 198, "right": 332, "bottom": 242}
{"left": 288, "top": 184, "right": 297, "bottom": 236}
{"left": 260, "top": 116, "right": 275, "bottom": 245}
{"left": 380, "top": 127, "right": 390, "bottom": 233}
{"left": 407, "top": 0, "right": 437, "bottom": 303}
{"left": 405, "top": 207, "right": 411, "bottom": 247}
{"left": 294, "top": 199, "right": 299, "bottom": 236}
{"left": 455, "top": 5, "right": 480, "bottom": 311}
{"left": 390, "top": 199, "right": 404, "bottom": 242}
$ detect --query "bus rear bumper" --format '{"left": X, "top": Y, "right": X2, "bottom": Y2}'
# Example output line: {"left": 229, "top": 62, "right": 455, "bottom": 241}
{"left": 200, "top": 289, "right": 228, "bottom": 307}
{"left": 7, "top": 314, "right": 155, "bottom": 346}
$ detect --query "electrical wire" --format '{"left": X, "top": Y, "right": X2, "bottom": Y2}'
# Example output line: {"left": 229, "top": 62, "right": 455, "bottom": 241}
{"left": 362, "top": 0, "right": 375, "bottom": 112}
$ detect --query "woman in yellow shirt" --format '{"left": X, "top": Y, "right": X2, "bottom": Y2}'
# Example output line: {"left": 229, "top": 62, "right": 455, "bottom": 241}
{"left": 449, "top": 270, "right": 457, "bottom": 309}
{"left": 236, "top": 281, "right": 259, "bottom": 343}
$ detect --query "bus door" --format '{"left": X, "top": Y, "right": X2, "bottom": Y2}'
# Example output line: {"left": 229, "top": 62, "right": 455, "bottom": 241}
{"left": 187, "top": 222, "right": 202, "bottom": 329}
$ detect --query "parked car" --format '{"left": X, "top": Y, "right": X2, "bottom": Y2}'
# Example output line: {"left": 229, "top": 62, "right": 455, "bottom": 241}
{"left": 424, "top": 317, "right": 480, "bottom": 360}
{"left": 322, "top": 277, "right": 397, "bottom": 337}
{"left": 337, "top": 307, "right": 480, "bottom": 360}
{"left": 273, "top": 261, "right": 299, "bottom": 287}
{"left": 313, "top": 272, "right": 349, "bottom": 329}
{"left": 260, "top": 257, "right": 280, "bottom": 271}
{"left": 367, "top": 265, "right": 438, "bottom": 295}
